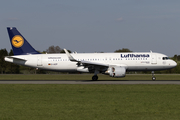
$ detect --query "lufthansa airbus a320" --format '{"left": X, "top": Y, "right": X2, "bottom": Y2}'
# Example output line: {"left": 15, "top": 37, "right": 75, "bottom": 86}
{"left": 5, "top": 27, "right": 177, "bottom": 80}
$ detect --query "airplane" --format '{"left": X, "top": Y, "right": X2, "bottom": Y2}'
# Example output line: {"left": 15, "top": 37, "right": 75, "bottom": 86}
{"left": 5, "top": 27, "right": 177, "bottom": 80}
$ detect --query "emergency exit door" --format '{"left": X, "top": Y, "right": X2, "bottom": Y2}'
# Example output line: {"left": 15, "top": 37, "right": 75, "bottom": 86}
{"left": 37, "top": 56, "right": 42, "bottom": 66}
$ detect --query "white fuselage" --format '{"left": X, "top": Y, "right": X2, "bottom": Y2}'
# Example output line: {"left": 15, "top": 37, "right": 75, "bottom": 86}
{"left": 5, "top": 52, "right": 177, "bottom": 72}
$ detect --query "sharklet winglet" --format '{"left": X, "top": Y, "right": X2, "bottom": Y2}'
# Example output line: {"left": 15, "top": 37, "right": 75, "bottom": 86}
{"left": 64, "top": 49, "right": 77, "bottom": 62}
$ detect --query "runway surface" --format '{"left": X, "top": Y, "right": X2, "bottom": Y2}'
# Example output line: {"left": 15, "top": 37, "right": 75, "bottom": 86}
{"left": 0, "top": 80, "right": 180, "bottom": 84}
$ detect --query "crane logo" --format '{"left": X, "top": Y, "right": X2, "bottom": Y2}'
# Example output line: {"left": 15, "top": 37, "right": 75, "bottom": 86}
{"left": 12, "top": 35, "right": 24, "bottom": 48}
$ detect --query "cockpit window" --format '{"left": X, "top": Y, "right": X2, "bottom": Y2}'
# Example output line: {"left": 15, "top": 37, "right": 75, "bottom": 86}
{"left": 162, "top": 57, "right": 170, "bottom": 60}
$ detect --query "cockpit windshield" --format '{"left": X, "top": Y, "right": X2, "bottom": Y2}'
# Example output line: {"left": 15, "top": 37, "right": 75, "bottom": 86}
{"left": 162, "top": 57, "right": 170, "bottom": 60}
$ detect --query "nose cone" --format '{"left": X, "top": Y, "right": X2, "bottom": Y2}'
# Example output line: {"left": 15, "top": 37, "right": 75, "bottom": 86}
{"left": 171, "top": 60, "right": 177, "bottom": 68}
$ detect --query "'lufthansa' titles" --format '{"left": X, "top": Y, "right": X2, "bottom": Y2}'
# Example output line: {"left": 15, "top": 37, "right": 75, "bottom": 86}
{"left": 121, "top": 54, "right": 150, "bottom": 58}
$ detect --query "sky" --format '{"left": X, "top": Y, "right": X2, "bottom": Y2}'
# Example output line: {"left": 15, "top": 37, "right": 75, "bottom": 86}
{"left": 1, "top": 0, "right": 180, "bottom": 57}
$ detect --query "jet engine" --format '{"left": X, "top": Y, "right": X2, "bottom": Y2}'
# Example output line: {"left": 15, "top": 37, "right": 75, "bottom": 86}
{"left": 77, "top": 66, "right": 89, "bottom": 73}
{"left": 106, "top": 66, "right": 126, "bottom": 78}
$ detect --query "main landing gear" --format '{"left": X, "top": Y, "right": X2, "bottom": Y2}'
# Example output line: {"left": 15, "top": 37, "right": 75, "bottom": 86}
{"left": 152, "top": 71, "right": 156, "bottom": 81}
{"left": 92, "top": 69, "right": 99, "bottom": 81}
{"left": 92, "top": 75, "right": 98, "bottom": 81}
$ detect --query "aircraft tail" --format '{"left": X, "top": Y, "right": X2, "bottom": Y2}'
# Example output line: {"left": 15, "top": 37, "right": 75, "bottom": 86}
{"left": 7, "top": 27, "right": 40, "bottom": 55}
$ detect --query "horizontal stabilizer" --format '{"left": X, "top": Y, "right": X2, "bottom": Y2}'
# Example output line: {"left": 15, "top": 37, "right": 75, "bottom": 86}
{"left": 5, "top": 56, "right": 27, "bottom": 61}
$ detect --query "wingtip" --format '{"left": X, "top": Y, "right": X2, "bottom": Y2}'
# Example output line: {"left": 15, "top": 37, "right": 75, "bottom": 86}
{"left": 64, "top": 48, "right": 77, "bottom": 62}
{"left": 63, "top": 48, "right": 68, "bottom": 53}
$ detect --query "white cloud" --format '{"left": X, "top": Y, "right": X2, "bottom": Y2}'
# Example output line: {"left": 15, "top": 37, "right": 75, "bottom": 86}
{"left": 116, "top": 17, "right": 123, "bottom": 21}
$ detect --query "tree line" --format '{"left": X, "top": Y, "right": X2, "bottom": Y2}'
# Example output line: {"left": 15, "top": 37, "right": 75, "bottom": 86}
{"left": 0, "top": 46, "right": 179, "bottom": 74}
{"left": 0, "top": 49, "right": 20, "bottom": 74}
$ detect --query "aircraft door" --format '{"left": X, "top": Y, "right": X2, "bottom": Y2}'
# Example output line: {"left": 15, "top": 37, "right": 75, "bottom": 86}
{"left": 37, "top": 56, "right": 42, "bottom": 66}
{"left": 151, "top": 55, "right": 157, "bottom": 64}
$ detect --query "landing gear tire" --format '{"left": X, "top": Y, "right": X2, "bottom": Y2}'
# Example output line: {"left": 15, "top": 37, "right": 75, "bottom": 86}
{"left": 151, "top": 71, "right": 156, "bottom": 81}
{"left": 92, "top": 75, "right": 98, "bottom": 81}
{"left": 152, "top": 77, "right": 156, "bottom": 81}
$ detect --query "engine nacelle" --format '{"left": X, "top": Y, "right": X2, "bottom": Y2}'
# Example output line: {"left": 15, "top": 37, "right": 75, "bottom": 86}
{"left": 107, "top": 66, "right": 126, "bottom": 78}
{"left": 77, "top": 66, "right": 89, "bottom": 73}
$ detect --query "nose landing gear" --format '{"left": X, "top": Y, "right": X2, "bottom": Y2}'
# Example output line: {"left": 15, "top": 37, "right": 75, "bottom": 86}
{"left": 152, "top": 71, "right": 156, "bottom": 81}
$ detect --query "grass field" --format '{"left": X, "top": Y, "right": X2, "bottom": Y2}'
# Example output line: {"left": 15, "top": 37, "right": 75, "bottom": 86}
{"left": 0, "top": 84, "right": 180, "bottom": 120}
{"left": 0, "top": 74, "right": 180, "bottom": 120}
{"left": 0, "top": 74, "right": 180, "bottom": 80}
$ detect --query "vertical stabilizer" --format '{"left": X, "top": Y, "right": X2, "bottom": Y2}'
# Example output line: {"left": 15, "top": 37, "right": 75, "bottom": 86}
{"left": 7, "top": 27, "right": 40, "bottom": 55}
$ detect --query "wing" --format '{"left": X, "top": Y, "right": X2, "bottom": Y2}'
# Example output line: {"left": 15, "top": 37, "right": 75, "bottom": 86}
{"left": 64, "top": 49, "right": 109, "bottom": 70}
{"left": 64, "top": 49, "right": 127, "bottom": 73}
